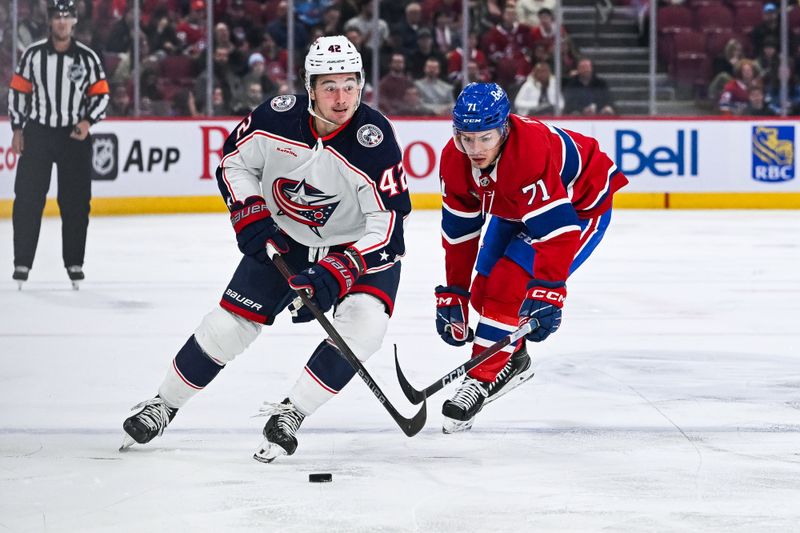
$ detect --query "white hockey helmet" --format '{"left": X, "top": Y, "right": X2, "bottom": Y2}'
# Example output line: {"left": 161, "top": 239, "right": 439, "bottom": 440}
{"left": 304, "top": 35, "right": 365, "bottom": 92}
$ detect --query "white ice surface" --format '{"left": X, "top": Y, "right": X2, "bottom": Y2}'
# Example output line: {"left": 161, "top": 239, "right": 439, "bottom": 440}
{"left": 1, "top": 210, "right": 799, "bottom": 532}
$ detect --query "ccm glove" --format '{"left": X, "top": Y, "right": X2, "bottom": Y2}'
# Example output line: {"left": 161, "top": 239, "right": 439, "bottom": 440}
{"left": 519, "top": 279, "right": 566, "bottom": 342}
{"left": 230, "top": 196, "right": 288, "bottom": 262}
{"left": 435, "top": 285, "right": 475, "bottom": 347}
{"left": 288, "top": 251, "right": 361, "bottom": 322}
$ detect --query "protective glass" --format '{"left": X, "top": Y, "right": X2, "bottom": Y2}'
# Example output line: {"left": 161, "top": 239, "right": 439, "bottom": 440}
{"left": 453, "top": 127, "right": 507, "bottom": 155}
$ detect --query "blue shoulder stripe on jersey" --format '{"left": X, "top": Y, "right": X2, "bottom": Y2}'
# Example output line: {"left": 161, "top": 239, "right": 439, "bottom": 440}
{"left": 442, "top": 208, "right": 484, "bottom": 240}
{"left": 523, "top": 201, "right": 580, "bottom": 240}
{"left": 553, "top": 126, "right": 581, "bottom": 190}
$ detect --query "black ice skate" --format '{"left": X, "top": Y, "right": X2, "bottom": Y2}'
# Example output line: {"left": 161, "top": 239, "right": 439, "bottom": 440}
{"left": 253, "top": 398, "right": 306, "bottom": 463}
{"left": 12, "top": 266, "right": 30, "bottom": 290}
{"left": 484, "top": 345, "right": 535, "bottom": 405}
{"left": 66, "top": 265, "right": 84, "bottom": 290}
{"left": 120, "top": 396, "right": 178, "bottom": 450}
{"left": 441, "top": 377, "right": 489, "bottom": 434}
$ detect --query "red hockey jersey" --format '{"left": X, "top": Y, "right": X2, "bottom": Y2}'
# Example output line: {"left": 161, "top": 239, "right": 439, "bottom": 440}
{"left": 439, "top": 114, "right": 628, "bottom": 290}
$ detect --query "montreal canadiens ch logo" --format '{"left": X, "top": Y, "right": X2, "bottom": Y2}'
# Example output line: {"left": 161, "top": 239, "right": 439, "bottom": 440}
{"left": 270, "top": 94, "right": 296, "bottom": 112}
{"left": 356, "top": 124, "right": 383, "bottom": 148}
{"left": 272, "top": 177, "right": 339, "bottom": 237}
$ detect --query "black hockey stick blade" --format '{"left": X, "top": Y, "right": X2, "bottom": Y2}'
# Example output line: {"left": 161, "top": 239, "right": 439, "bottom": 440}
{"left": 267, "top": 245, "right": 427, "bottom": 437}
{"left": 394, "top": 322, "right": 534, "bottom": 404}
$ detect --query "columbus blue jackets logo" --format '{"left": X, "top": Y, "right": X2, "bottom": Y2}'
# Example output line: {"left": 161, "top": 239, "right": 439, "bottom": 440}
{"left": 752, "top": 126, "right": 794, "bottom": 183}
{"left": 273, "top": 178, "right": 339, "bottom": 237}
{"left": 357, "top": 124, "right": 383, "bottom": 148}
{"left": 270, "top": 94, "right": 296, "bottom": 112}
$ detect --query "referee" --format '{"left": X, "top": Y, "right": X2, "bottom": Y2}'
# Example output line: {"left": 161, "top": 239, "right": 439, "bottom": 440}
{"left": 8, "top": 0, "right": 109, "bottom": 290}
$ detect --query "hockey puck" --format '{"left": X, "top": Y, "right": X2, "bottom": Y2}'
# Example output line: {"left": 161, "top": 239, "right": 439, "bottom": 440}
{"left": 308, "top": 473, "right": 332, "bottom": 483}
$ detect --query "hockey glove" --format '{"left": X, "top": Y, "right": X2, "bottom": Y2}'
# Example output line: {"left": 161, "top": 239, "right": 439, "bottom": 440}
{"left": 230, "top": 196, "right": 288, "bottom": 263}
{"left": 288, "top": 252, "right": 361, "bottom": 323}
{"left": 519, "top": 279, "right": 566, "bottom": 342}
{"left": 435, "top": 285, "right": 474, "bottom": 347}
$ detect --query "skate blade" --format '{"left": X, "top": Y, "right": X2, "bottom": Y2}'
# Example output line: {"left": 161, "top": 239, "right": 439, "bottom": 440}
{"left": 442, "top": 417, "right": 475, "bottom": 434}
{"left": 484, "top": 368, "right": 535, "bottom": 406}
{"left": 71, "top": 280, "right": 80, "bottom": 290}
{"left": 16, "top": 281, "right": 24, "bottom": 291}
{"left": 253, "top": 440, "right": 288, "bottom": 463}
{"left": 119, "top": 434, "right": 137, "bottom": 452}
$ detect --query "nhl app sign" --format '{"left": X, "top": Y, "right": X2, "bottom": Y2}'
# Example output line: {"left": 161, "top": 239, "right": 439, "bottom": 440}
{"left": 752, "top": 126, "right": 795, "bottom": 183}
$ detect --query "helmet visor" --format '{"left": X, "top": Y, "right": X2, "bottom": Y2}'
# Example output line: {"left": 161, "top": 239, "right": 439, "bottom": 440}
{"left": 453, "top": 127, "right": 506, "bottom": 155}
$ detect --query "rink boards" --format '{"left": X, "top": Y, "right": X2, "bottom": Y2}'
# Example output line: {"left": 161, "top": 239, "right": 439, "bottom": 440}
{"left": 0, "top": 116, "right": 798, "bottom": 216}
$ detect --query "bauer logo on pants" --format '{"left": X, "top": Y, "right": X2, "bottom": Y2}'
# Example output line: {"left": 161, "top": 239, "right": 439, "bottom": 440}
{"left": 751, "top": 126, "right": 794, "bottom": 183}
{"left": 91, "top": 133, "right": 119, "bottom": 181}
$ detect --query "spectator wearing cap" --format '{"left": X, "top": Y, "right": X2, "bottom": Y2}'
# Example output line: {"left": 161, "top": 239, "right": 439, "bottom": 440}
{"left": 408, "top": 28, "right": 447, "bottom": 79}
{"left": 414, "top": 57, "right": 454, "bottom": 115}
{"left": 751, "top": 3, "right": 780, "bottom": 57}
{"left": 176, "top": 0, "right": 207, "bottom": 56}
{"left": 240, "top": 52, "right": 278, "bottom": 99}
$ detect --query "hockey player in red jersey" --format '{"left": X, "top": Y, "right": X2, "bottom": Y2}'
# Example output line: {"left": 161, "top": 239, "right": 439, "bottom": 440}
{"left": 121, "top": 36, "right": 411, "bottom": 461}
{"left": 435, "top": 82, "right": 628, "bottom": 433}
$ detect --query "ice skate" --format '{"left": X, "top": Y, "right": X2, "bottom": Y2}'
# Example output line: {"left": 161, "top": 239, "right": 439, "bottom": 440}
{"left": 120, "top": 396, "right": 177, "bottom": 451}
{"left": 66, "top": 265, "right": 84, "bottom": 290}
{"left": 12, "top": 266, "right": 30, "bottom": 290}
{"left": 441, "top": 377, "right": 489, "bottom": 434}
{"left": 253, "top": 398, "right": 306, "bottom": 463}
{"left": 484, "top": 345, "right": 535, "bottom": 405}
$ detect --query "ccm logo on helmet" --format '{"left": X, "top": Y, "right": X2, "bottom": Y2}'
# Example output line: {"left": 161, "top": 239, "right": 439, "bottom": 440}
{"left": 530, "top": 289, "right": 565, "bottom": 304}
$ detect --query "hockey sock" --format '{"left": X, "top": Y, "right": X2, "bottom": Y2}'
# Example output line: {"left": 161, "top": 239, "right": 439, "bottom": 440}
{"left": 158, "top": 335, "right": 225, "bottom": 408}
{"left": 288, "top": 340, "right": 355, "bottom": 415}
{"left": 468, "top": 318, "right": 520, "bottom": 382}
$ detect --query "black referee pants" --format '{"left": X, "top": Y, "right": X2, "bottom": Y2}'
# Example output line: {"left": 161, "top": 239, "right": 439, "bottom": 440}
{"left": 12, "top": 122, "right": 92, "bottom": 269}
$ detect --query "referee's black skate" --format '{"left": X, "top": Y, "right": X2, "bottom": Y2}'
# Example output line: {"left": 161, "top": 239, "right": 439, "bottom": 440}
{"left": 254, "top": 398, "right": 306, "bottom": 463}
{"left": 120, "top": 396, "right": 178, "bottom": 450}
{"left": 484, "top": 345, "right": 535, "bottom": 405}
{"left": 12, "top": 266, "right": 30, "bottom": 290}
{"left": 66, "top": 265, "right": 84, "bottom": 290}
{"left": 441, "top": 377, "right": 489, "bottom": 434}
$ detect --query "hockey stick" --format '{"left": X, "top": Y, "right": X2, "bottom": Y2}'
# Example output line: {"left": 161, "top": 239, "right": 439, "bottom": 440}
{"left": 394, "top": 322, "right": 534, "bottom": 404}
{"left": 267, "top": 245, "right": 426, "bottom": 437}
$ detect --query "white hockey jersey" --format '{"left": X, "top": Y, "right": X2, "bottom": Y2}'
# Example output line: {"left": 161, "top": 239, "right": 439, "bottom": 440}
{"left": 216, "top": 94, "right": 410, "bottom": 274}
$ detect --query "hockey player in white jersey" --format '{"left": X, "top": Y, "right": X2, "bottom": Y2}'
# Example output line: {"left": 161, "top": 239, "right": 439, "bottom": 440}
{"left": 121, "top": 36, "right": 411, "bottom": 462}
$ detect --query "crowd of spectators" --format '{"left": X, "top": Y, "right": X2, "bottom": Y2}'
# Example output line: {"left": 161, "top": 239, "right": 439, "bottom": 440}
{"left": 655, "top": 0, "right": 800, "bottom": 115}
{"left": 2, "top": 0, "right": 797, "bottom": 118}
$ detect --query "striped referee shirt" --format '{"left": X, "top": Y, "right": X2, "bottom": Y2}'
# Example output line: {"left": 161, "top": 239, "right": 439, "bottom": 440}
{"left": 8, "top": 37, "right": 110, "bottom": 130}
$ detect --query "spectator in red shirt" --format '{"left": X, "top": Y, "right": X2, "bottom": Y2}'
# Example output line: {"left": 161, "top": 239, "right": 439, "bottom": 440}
{"left": 379, "top": 53, "right": 415, "bottom": 115}
{"left": 719, "top": 59, "right": 760, "bottom": 115}
{"left": 480, "top": 3, "right": 534, "bottom": 65}
{"left": 447, "top": 32, "right": 490, "bottom": 84}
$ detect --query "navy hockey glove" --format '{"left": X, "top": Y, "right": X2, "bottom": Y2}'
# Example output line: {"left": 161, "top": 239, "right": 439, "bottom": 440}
{"left": 519, "top": 279, "right": 566, "bottom": 342}
{"left": 288, "top": 252, "right": 361, "bottom": 323}
{"left": 435, "top": 285, "right": 474, "bottom": 347}
{"left": 230, "top": 196, "right": 288, "bottom": 263}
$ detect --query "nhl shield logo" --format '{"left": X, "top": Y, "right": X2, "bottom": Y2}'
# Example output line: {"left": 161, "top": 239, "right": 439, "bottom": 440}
{"left": 90, "top": 133, "right": 118, "bottom": 181}
{"left": 356, "top": 124, "right": 383, "bottom": 148}
{"left": 67, "top": 63, "right": 86, "bottom": 83}
{"left": 270, "top": 94, "right": 296, "bottom": 112}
